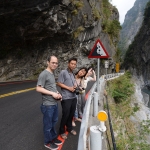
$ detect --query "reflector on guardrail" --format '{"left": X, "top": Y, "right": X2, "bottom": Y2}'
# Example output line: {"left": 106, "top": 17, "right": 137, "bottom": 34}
{"left": 97, "top": 111, "right": 108, "bottom": 132}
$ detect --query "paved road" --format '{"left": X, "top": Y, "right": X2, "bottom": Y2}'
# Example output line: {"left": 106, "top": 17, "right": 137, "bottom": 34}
{"left": 0, "top": 80, "right": 94, "bottom": 150}
{"left": 0, "top": 81, "right": 73, "bottom": 150}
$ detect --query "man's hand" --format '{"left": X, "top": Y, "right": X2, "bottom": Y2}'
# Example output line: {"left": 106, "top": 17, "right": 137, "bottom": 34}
{"left": 52, "top": 92, "right": 62, "bottom": 101}
{"left": 68, "top": 86, "right": 76, "bottom": 92}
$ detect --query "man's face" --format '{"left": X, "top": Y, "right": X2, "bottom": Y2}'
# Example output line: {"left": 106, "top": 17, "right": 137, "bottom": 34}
{"left": 47, "top": 56, "right": 58, "bottom": 71}
{"left": 68, "top": 60, "right": 77, "bottom": 71}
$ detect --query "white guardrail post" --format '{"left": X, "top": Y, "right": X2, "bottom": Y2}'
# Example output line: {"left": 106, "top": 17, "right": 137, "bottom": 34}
{"left": 93, "top": 92, "right": 98, "bottom": 117}
{"left": 90, "top": 111, "right": 108, "bottom": 150}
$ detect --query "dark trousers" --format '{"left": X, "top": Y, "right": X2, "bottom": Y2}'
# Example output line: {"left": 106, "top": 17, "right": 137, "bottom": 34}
{"left": 59, "top": 98, "right": 77, "bottom": 134}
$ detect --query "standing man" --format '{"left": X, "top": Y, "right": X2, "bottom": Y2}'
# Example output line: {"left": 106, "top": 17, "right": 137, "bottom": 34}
{"left": 57, "top": 57, "right": 77, "bottom": 139}
{"left": 36, "top": 55, "right": 62, "bottom": 150}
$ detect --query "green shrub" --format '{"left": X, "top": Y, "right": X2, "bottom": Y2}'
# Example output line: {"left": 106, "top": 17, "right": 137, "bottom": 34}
{"left": 102, "top": 19, "right": 122, "bottom": 41}
{"left": 92, "top": 7, "right": 101, "bottom": 20}
{"left": 72, "top": 26, "right": 85, "bottom": 39}
{"left": 108, "top": 71, "right": 134, "bottom": 103}
{"left": 114, "top": 47, "right": 121, "bottom": 63}
{"left": 102, "top": 0, "right": 111, "bottom": 19}
{"left": 73, "top": 1, "right": 84, "bottom": 9}
{"left": 103, "top": 7, "right": 111, "bottom": 19}
{"left": 107, "top": 20, "right": 122, "bottom": 38}
{"left": 71, "top": 9, "right": 78, "bottom": 15}
{"left": 133, "top": 105, "right": 140, "bottom": 112}
{"left": 102, "top": 20, "right": 109, "bottom": 32}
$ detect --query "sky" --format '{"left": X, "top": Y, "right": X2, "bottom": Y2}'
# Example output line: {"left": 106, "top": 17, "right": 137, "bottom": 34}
{"left": 110, "top": 0, "right": 136, "bottom": 24}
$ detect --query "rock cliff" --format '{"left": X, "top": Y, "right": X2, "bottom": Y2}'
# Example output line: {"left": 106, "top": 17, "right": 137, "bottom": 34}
{"left": 0, "top": 0, "right": 120, "bottom": 81}
{"left": 119, "top": 0, "right": 149, "bottom": 56}
{"left": 123, "top": 1, "right": 150, "bottom": 89}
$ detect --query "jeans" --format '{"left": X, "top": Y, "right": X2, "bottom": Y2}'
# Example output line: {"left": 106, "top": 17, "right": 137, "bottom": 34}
{"left": 40, "top": 104, "right": 58, "bottom": 144}
{"left": 74, "top": 95, "right": 78, "bottom": 118}
{"left": 74, "top": 107, "right": 78, "bottom": 118}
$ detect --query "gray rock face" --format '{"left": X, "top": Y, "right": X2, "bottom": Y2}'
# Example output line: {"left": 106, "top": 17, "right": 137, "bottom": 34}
{"left": 119, "top": 0, "right": 149, "bottom": 56}
{"left": 123, "top": 1, "right": 150, "bottom": 88}
{"left": 0, "top": 0, "right": 119, "bottom": 81}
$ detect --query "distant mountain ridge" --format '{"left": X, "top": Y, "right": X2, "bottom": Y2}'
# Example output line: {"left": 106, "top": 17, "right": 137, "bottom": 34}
{"left": 119, "top": 0, "right": 149, "bottom": 56}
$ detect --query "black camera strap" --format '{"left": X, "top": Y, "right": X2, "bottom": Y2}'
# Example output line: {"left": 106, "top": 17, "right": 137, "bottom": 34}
{"left": 73, "top": 73, "right": 81, "bottom": 89}
{"left": 66, "top": 68, "right": 80, "bottom": 89}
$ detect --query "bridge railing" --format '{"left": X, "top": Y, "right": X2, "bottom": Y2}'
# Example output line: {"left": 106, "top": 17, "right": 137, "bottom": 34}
{"left": 77, "top": 72, "right": 124, "bottom": 150}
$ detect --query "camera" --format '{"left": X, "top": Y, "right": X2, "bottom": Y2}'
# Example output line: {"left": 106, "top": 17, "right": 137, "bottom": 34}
{"left": 75, "top": 88, "right": 80, "bottom": 95}
{"left": 74, "top": 87, "right": 85, "bottom": 95}
{"left": 82, "top": 88, "right": 85, "bottom": 90}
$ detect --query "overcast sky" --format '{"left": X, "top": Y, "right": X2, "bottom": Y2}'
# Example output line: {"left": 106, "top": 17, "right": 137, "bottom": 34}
{"left": 111, "top": 0, "right": 136, "bottom": 24}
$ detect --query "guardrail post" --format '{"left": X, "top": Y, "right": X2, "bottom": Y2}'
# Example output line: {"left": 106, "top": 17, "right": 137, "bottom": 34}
{"left": 90, "top": 111, "right": 108, "bottom": 150}
{"left": 90, "top": 126, "right": 102, "bottom": 150}
{"left": 93, "top": 92, "right": 98, "bottom": 117}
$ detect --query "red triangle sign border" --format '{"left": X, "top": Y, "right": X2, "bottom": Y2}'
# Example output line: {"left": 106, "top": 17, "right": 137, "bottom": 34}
{"left": 88, "top": 39, "right": 109, "bottom": 58}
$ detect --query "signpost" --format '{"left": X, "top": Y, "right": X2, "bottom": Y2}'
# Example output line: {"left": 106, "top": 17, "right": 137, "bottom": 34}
{"left": 88, "top": 39, "right": 109, "bottom": 98}
{"left": 105, "top": 60, "right": 109, "bottom": 79}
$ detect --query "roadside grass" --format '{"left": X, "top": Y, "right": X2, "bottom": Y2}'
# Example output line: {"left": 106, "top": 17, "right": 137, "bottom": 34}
{"left": 105, "top": 71, "right": 150, "bottom": 150}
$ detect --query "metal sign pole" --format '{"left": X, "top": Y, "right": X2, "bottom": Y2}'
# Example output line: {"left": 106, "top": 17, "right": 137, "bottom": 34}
{"left": 97, "top": 59, "right": 100, "bottom": 96}
{"left": 105, "top": 61, "right": 109, "bottom": 80}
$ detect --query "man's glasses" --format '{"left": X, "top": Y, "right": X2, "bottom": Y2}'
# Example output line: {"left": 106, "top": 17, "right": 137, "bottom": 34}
{"left": 51, "top": 62, "right": 58, "bottom": 65}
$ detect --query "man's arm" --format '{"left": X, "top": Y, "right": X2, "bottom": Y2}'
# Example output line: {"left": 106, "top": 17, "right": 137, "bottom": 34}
{"left": 36, "top": 86, "right": 62, "bottom": 100}
{"left": 36, "top": 86, "right": 54, "bottom": 95}
{"left": 57, "top": 82, "right": 75, "bottom": 92}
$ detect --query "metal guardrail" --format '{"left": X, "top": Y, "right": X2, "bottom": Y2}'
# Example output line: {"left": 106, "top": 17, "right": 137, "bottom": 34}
{"left": 77, "top": 80, "right": 97, "bottom": 150}
{"left": 77, "top": 72, "right": 124, "bottom": 150}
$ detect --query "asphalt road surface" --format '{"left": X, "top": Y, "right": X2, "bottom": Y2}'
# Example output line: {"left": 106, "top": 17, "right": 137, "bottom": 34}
{"left": 0, "top": 80, "right": 94, "bottom": 150}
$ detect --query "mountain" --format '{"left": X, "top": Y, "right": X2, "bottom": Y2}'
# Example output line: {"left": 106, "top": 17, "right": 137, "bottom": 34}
{"left": 119, "top": 0, "right": 149, "bottom": 57}
{"left": 123, "top": 1, "right": 150, "bottom": 88}
{"left": 0, "top": 0, "right": 121, "bottom": 81}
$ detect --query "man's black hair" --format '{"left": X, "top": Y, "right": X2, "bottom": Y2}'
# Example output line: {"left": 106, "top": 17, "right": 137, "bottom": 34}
{"left": 47, "top": 55, "right": 57, "bottom": 62}
{"left": 68, "top": 57, "right": 77, "bottom": 63}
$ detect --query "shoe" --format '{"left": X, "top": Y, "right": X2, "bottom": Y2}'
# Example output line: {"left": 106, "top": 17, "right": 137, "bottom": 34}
{"left": 79, "top": 115, "right": 82, "bottom": 119}
{"left": 53, "top": 138, "right": 62, "bottom": 145}
{"left": 75, "top": 118, "right": 82, "bottom": 122}
{"left": 70, "top": 130, "right": 77, "bottom": 135}
{"left": 72, "top": 121, "right": 76, "bottom": 126}
{"left": 44, "top": 142, "right": 58, "bottom": 150}
{"left": 60, "top": 133, "right": 67, "bottom": 139}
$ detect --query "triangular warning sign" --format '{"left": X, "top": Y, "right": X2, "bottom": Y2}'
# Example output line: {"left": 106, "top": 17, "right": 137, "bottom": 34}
{"left": 88, "top": 39, "right": 109, "bottom": 58}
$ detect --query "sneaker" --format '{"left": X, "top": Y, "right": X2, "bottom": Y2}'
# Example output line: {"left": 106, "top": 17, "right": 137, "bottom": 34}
{"left": 44, "top": 143, "right": 58, "bottom": 150}
{"left": 53, "top": 138, "right": 63, "bottom": 145}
